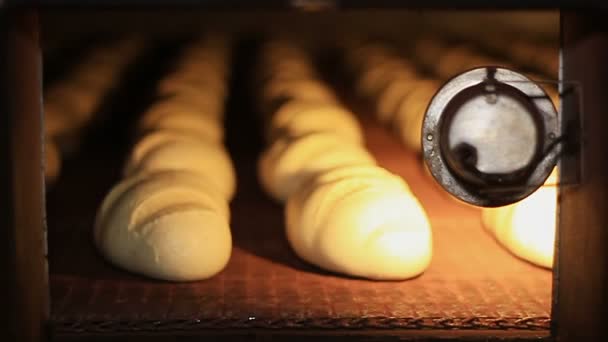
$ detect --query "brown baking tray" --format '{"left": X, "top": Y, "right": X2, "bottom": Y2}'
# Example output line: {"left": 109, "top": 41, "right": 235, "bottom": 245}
{"left": 46, "top": 41, "right": 552, "bottom": 339}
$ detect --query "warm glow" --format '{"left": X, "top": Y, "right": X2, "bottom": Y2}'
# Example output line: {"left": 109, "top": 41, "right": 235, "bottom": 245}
{"left": 287, "top": 171, "right": 433, "bottom": 281}
{"left": 483, "top": 171, "right": 557, "bottom": 268}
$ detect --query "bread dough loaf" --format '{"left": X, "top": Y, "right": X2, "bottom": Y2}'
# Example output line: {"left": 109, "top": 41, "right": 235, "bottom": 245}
{"left": 43, "top": 37, "right": 143, "bottom": 157}
{"left": 394, "top": 79, "right": 441, "bottom": 153}
{"left": 259, "top": 79, "right": 337, "bottom": 116}
{"left": 95, "top": 170, "right": 230, "bottom": 241}
{"left": 44, "top": 138, "right": 61, "bottom": 187}
{"left": 144, "top": 93, "right": 224, "bottom": 120}
{"left": 45, "top": 84, "right": 101, "bottom": 124}
{"left": 138, "top": 111, "right": 223, "bottom": 143}
{"left": 266, "top": 101, "right": 363, "bottom": 144}
{"left": 344, "top": 42, "right": 440, "bottom": 154}
{"left": 94, "top": 171, "right": 231, "bottom": 281}
{"left": 356, "top": 60, "right": 416, "bottom": 100}
{"left": 482, "top": 186, "right": 556, "bottom": 268}
{"left": 376, "top": 78, "right": 417, "bottom": 124}
{"left": 481, "top": 169, "right": 558, "bottom": 269}
{"left": 256, "top": 40, "right": 433, "bottom": 280}
{"left": 286, "top": 165, "right": 432, "bottom": 280}
{"left": 258, "top": 133, "right": 376, "bottom": 202}
{"left": 125, "top": 139, "right": 235, "bottom": 200}
{"left": 124, "top": 130, "right": 209, "bottom": 175}
{"left": 93, "top": 36, "right": 234, "bottom": 282}
{"left": 45, "top": 101, "right": 76, "bottom": 138}
{"left": 157, "top": 75, "right": 227, "bottom": 102}
{"left": 256, "top": 62, "right": 317, "bottom": 94}
{"left": 286, "top": 164, "right": 405, "bottom": 232}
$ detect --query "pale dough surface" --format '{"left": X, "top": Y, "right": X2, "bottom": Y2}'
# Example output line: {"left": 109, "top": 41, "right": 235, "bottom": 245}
{"left": 44, "top": 138, "right": 61, "bottom": 187}
{"left": 286, "top": 165, "right": 432, "bottom": 280}
{"left": 259, "top": 79, "right": 337, "bottom": 115}
{"left": 143, "top": 95, "right": 224, "bottom": 121}
{"left": 126, "top": 140, "right": 236, "bottom": 200}
{"left": 124, "top": 130, "right": 211, "bottom": 175}
{"left": 266, "top": 102, "right": 363, "bottom": 144}
{"left": 95, "top": 171, "right": 231, "bottom": 281}
{"left": 394, "top": 79, "right": 440, "bottom": 153}
{"left": 376, "top": 78, "right": 417, "bottom": 124}
{"left": 95, "top": 170, "right": 230, "bottom": 241}
{"left": 258, "top": 133, "right": 376, "bottom": 202}
{"left": 357, "top": 60, "right": 416, "bottom": 100}
{"left": 482, "top": 170, "right": 558, "bottom": 269}
{"left": 138, "top": 111, "right": 224, "bottom": 143}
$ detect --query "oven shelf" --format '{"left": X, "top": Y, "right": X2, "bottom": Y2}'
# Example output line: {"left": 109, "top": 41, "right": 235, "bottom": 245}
{"left": 48, "top": 121, "right": 552, "bottom": 338}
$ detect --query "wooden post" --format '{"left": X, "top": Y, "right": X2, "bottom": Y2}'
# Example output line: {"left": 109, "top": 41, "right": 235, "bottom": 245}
{"left": 555, "top": 11, "right": 608, "bottom": 342}
{"left": 0, "top": 10, "right": 49, "bottom": 342}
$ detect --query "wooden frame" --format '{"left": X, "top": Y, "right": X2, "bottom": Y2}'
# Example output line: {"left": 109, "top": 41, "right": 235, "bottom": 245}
{"left": 555, "top": 10, "right": 608, "bottom": 341}
{"left": 0, "top": 10, "right": 48, "bottom": 342}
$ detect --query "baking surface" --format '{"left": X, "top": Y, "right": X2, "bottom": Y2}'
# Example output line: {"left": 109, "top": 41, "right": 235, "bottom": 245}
{"left": 48, "top": 121, "right": 552, "bottom": 334}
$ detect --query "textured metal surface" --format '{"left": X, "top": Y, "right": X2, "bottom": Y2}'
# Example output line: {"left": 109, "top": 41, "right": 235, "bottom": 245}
{"left": 48, "top": 114, "right": 552, "bottom": 335}
{"left": 423, "top": 67, "right": 559, "bottom": 207}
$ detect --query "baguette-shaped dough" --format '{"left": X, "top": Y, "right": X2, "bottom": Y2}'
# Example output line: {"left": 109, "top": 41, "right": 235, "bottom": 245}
{"left": 266, "top": 101, "right": 363, "bottom": 144}
{"left": 94, "top": 36, "right": 233, "bottom": 282}
{"left": 258, "top": 61, "right": 316, "bottom": 84}
{"left": 259, "top": 79, "right": 337, "bottom": 117}
{"left": 376, "top": 78, "right": 417, "bottom": 124}
{"left": 144, "top": 93, "right": 224, "bottom": 120}
{"left": 157, "top": 75, "right": 227, "bottom": 101}
{"left": 258, "top": 40, "right": 433, "bottom": 280}
{"left": 95, "top": 171, "right": 231, "bottom": 281}
{"left": 343, "top": 42, "right": 440, "bottom": 154}
{"left": 286, "top": 165, "right": 432, "bottom": 280}
{"left": 44, "top": 37, "right": 144, "bottom": 159}
{"left": 286, "top": 164, "right": 405, "bottom": 233}
{"left": 138, "top": 112, "right": 223, "bottom": 143}
{"left": 45, "top": 101, "right": 78, "bottom": 138}
{"left": 258, "top": 133, "right": 376, "bottom": 202}
{"left": 356, "top": 60, "right": 416, "bottom": 100}
{"left": 44, "top": 138, "right": 61, "bottom": 187}
{"left": 123, "top": 130, "right": 211, "bottom": 176}
{"left": 394, "top": 80, "right": 441, "bottom": 153}
{"left": 481, "top": 170, "right": 557, "bottom": 268}
{"left": 95, "top": 170, "right": 230, "bottom": 241}
{"left": 45, "top": 83, "right": 101, "bottom": 123}
{"left": 263, "top": 79, "right": 336, "bottom": 103}
{"left": 125, "top": 139, "right": 235, "bottom": 200}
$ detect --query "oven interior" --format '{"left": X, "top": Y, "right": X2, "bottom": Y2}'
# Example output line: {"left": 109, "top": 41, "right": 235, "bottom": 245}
{"left": 42, "top": 9, "right": 559, "bottom": 339}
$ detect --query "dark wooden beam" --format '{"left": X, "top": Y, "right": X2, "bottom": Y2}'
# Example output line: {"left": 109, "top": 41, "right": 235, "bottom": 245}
{"left": 555, "top": 10, "right": 608, "bottom": 342}
{"left": 0, "top": 10, "right": 48, "bottom": 342}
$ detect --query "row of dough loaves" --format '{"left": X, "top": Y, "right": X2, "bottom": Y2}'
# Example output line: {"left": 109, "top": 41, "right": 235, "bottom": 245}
{"left": 412, "top": 36, "right": 559, "bottom": 106}
{"left": 343, "top": 39, "right": 441, "bottom": 154}
{"left": 256, "top": 39, "right": 432, "bottom": 280}
{"left": 44, "top": 36, "right": 144, "bottom": 187}
{"left": 94, "top": 35, "right": 235, "bottom": 282}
